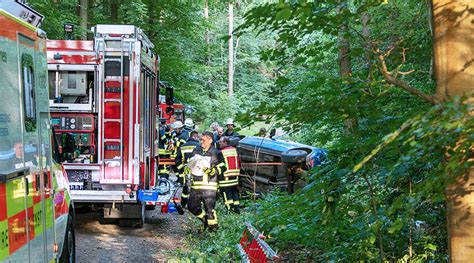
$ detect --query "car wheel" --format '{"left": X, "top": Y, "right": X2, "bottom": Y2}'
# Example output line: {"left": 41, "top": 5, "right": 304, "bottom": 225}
{"left": 59, "top": 214, "right": 75, "bottom": 263}
{"left": 281, "top": 149, "right": 308, "bottom": 164}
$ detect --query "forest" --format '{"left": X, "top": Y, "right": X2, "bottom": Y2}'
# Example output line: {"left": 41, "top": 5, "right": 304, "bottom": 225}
{"left": 28, "top": 0, "right": 473, "bottom": 261}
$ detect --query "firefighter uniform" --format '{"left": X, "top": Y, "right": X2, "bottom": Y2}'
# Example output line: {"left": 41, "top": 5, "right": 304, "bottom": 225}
{"left": 219, "top": 145, "right": 241, "bottom": 213}
{"left": 187, "top": 145, "right": 226, "bottom": 230}
{"left": 175, "top": 136, "right": 201, "bottom": 207}
{"left": 158, "top": 127, "right": 172, "bottom": 179}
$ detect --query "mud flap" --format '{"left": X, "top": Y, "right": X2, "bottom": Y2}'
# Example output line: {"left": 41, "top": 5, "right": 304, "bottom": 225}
{"left": 103, "top": 203, "right": 142, "bottom": 219}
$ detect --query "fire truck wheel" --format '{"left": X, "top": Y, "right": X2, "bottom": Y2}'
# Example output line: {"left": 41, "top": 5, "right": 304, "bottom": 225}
{"left": 281, "top": 149, "right": 308, "bottom": 164}
{"left": 59, "top": 214, "right": 76, "bottom": 263}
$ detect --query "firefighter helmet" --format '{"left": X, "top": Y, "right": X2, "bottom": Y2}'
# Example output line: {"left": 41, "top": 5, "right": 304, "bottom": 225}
{"left": 184, "top": 118, "right": 194, "bottom": 128}
{"left": 173, "top": 121, "right": 184, "bottom": 129}
{"left": 226, "top": 118, "right": 234, "bottom": 126}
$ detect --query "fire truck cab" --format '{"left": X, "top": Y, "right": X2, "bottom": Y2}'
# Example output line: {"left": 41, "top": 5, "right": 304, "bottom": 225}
{"left": 0, "top": 1, "right": 74, "bottom": 261}
{"left": 157, "top": 81, "right": 185, "bottom": 124}
{"left": 47, "top": 24, "right": 172, "bottom": 225}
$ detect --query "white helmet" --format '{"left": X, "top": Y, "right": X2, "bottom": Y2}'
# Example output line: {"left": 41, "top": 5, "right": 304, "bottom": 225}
{"left": 226, "top": 118, "right": 234, "bottom": 125}
{"left": 184, "top": 118, "right": 194, "bottom": 128}
{"left": 172, "top": 121, "right": 184, "bottom": 129}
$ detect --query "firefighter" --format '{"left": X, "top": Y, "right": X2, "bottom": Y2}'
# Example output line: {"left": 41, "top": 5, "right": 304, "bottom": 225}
{"left": 158, "top": 119, "right": 172, "bottom": 179}
{"left": 170, "top": 120, "right": 185, "bottom": 159}
{"left": 223, "top": 118, "right": 240, "bottom": 137}
{"left": 175, "top": 130, "right": 201, "bottom": 207}
{"left": 187, "top": 131, "right": 226, "bottom": 231}
{"left": 184, "top": 118, "right": 195, "bottom": 134}
{"left": 218, "top": 136, "right": 241, "bottom": 214}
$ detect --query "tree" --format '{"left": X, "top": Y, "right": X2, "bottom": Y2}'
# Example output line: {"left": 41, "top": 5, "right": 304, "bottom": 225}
{"left": 228, "top": 1, "right": 234, "bottom": 97}
{"left": 79, "top": 0, "right": 88, "bottom": 40}
{"left": 431, "top": 0, "right": 474, "bottom": 261}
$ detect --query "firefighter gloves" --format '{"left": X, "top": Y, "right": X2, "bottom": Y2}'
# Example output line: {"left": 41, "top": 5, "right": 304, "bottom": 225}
{"left": 203, "top": 167, "right": 216, "bottom": 176}
{"left": 184, "top": 166, "right": 191, "bottom": 175}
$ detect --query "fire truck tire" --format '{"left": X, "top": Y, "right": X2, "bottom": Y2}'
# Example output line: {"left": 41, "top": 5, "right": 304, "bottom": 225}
{"left": 59, "top": 214, "right": 76, "bottom": 263}
{"left": 281, "top": 149, "right": 308, "bottom": 164}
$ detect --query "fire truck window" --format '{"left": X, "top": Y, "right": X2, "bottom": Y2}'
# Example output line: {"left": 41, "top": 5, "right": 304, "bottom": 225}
{"left": 105, "top": 56, "right": 129, "bottom": 77}
{"left": 22, "top": 54, "right": 36, "bottom": 132}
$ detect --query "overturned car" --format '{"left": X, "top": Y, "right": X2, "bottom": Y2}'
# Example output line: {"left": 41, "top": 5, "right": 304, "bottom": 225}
{"left": 234, "top": 135, "right": 327, "bottom": 194}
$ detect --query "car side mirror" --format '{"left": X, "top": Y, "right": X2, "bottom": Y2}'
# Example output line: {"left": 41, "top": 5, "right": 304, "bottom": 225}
{"left": 269, "top": 128, "right": 276, "bottom": 139}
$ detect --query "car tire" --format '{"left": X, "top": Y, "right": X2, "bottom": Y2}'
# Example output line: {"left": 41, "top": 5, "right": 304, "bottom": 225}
{"left": 59, "top": 214, "right": 76, "bottom": 263}
{"left": 281, "top": 149, "right": 308, "bottom": 164}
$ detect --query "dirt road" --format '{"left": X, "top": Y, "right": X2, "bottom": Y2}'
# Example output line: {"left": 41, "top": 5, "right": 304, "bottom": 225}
{"left": 75, "top": 208, "right": 191, "bottom": 262}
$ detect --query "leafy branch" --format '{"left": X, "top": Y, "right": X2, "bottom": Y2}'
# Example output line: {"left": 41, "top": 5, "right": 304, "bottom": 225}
{"left": 375, "top": 46, "right": 438, "bottom": 105}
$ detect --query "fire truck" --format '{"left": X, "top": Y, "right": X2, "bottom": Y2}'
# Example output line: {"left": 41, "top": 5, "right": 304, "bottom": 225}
{"left": 0, "top": 1, "right": 74, "bottom": 262}
{"left": 157, "top": 81, "right": 185, "bottom": 124}
{"left": 46, "top": 25, "right": 176, "bottom": 225}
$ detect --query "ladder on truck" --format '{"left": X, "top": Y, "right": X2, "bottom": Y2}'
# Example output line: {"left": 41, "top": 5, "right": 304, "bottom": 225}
{"left": 98, "top": 36, "right": 131, "bottom": 184}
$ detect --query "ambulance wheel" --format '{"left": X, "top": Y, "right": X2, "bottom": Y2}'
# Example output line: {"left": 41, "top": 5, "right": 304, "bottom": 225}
{"left": 59, "top": 214, "right": 76, "bottom": 263}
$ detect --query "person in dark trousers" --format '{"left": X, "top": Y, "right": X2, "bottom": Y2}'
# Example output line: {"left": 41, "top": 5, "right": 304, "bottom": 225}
{"left": 158, "top": 119, "right": 172, "bottom": 179}
{"left": 175, "top": 130, "right": 201, "bottom": 207}
{"left": 187, "top": 131, "right": 226, "bottom": 231}
{"left": 218, "top": 136, "right": 241, "bottom": 214}
{"left": 223, "top": 118, "right": 239, "bottom": 137}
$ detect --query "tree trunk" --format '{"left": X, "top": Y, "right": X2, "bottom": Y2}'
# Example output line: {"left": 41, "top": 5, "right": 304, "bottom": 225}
{"left": 337, "top": 3, "right": 357, "bottom": 135}
{"left": 361, "top": 12, "right": 371, "bottom": 79}
{"left": 337, "top": 4, "right": 351, "bottom": 78}
{"left": 110, "top": 0, "right": 119, "bottom": 22}
{"left": 228, "top": 1, "right": 234, "bottom": 97}
{"left": 204, "top": 0, "right": 210, "bottom": 66}
{"left": 79, "top": 0, "right": 88, "bottom": 40}
{"left": 432, "top": 0, "right": 474, "bottom": 261}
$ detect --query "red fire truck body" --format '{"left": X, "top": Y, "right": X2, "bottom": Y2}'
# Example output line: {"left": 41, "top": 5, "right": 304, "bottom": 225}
{"left": 158, "top": 100, "right": 185, "bottom": 124}
{"left": 46, "top": 25, "right": 170, "bottom": 223}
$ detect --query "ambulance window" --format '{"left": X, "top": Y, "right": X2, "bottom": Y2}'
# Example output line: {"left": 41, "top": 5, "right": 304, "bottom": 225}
{"left": 22, "top": 54, "right": 36, "bottom": 132}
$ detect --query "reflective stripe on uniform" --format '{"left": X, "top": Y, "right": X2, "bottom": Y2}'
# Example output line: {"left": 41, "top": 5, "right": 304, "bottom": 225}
{"left": 207, "top": 210, "right": 218, "bottom": 225}
{"left": 197, "top": 210, "right": 206, "bottom": 219}
{"left": 222, "top": 192, "right": 233, "bottom": 210}
{"left": 224, "top": 169, "right": 240, "bottom": 177}
{"left": 219, "top": 178, "right": 238, "bottom": 187}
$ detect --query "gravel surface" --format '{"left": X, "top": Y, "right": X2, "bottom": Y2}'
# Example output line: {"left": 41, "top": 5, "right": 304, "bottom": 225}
{"left": 75, "top": 207, "right": 191, "bottom": 262}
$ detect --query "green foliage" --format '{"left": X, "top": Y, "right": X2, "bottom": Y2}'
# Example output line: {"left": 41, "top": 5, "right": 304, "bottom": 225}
{"left": 252, "top": 101, "right": 471, "bottom": 261}
{"left": 29, "top": 0, "right": 274, "bottom": 130}
{"left": 173, "top": 201, "right": 255, "bottom": 261}
{"left": 230, "top": 0, "right": 471, "bottom": 261}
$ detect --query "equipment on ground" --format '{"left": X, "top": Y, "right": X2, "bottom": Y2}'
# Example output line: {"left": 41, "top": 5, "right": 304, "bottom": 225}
{"left": 237, "top": 222, "right": 280, "bottom": 263}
